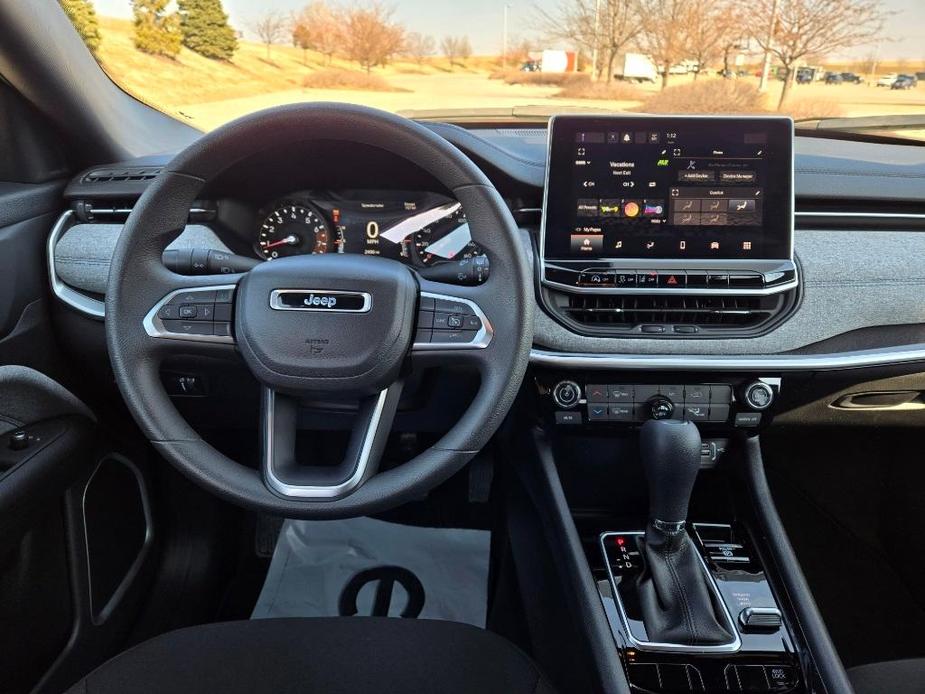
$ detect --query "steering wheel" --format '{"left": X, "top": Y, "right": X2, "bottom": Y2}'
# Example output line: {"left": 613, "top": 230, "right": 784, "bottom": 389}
{"left": 105, "top": 104, "right": 533, "bottom": 518}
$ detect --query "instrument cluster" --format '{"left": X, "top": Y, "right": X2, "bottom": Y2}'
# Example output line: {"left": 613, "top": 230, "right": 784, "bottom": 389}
{"left": 254, "top": 190, "right": 485, "bottom": 270}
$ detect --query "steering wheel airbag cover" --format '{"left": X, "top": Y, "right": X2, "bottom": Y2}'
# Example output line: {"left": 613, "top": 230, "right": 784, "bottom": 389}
{"left": 235, "top": 254, "right": 417, "bottom": 394}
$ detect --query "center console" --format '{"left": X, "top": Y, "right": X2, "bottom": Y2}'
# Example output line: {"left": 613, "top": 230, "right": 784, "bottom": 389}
{"left": 522, "top": 116, "right": 817, "bottom": 694}
{"left": 539, "top": 115, "right": 797, "bottom": 338}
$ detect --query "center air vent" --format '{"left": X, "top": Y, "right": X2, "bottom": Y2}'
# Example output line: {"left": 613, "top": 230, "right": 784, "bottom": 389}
{"left": 542, "top": 289, "right": 797, "bottom": 338}
{"left": 82, "top": 166, "right": 162, "bottom": 183}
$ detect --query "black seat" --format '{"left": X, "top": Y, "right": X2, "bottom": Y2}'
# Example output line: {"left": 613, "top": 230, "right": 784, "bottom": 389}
{"left": 848, "top": 658, "right": 925, "bottom": 694}
{"left": 66, "top": 617, "right": 557, "bottom": 694}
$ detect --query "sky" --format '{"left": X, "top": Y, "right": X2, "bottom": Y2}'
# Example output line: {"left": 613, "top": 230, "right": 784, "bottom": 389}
{"left": 92, "top": 0, "right": 925, "bottom": 60}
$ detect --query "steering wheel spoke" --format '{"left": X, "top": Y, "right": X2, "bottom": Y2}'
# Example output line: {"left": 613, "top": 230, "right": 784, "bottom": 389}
{"left": 410, "top": 280, "right": 494, "bottom": 367}
{"left": 143, "top": 276, "right": 243, "bottom": 352}
{"left": 261, "top": 382, "right": 404, "bottom": 500}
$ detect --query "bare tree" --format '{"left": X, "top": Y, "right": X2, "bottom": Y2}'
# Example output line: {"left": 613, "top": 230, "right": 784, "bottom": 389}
{"left": 751, "top": 0, "right": 889, "bottom": 108}
{"left": 441, "top": 35, "right": 461, "bottom": 68}
{"left": 636, "top": 0, "right": 695, "bottom": 89}
{"left": 291, "top": 1, "right": 343, "bottom": 65}
{"left": 405, "top": 32, "right": 436, "bottom": 65}
{"left": 250, "top": 11, "right": 286, "bottom": 61}
{"left": 458, "top": 35, "right": 472, "bottom": 66}
{"left": 342, "top": 2, "right": 404, "bottom": 75}
{"left": 535, "top": 0, "right": 639, "bottom": 83}
{"left": 684, "top": 0, "right": 744, "bottom": 79}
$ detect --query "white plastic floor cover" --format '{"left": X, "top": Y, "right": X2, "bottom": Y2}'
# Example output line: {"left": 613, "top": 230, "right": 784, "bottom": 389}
{"left": 252, "top": 517, "right": 490, "bottom": 627}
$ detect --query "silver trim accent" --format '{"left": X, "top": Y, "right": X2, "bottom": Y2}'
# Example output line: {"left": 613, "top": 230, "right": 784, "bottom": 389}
{"left": 269, "top": 289, "right": 372, "bottom": 313}
{"left": 599, "top": 530, "right": 742, "bottom": 653}
{"left": 143, "top": 285, "right": 236, "bottom": 344}
{"left": 530, "top": 346, "right": 925, "bottom": 372}
{"left": 744, "top": 381, "right": 775, "bottom": 410}
{"left": 412, "top": 291, "right": 494, "bottom": 350}
{"left": 538, "top": 115, "right": 797, "bottom": 290}
{"left": 262, "top": 386, "right": 389, "bottom": 499}
{"left": 48, "top": 211, "right": 106, "bottom": 319}
{"left": 82, "top": 454, "right": 154, "bottom": 625}
{"left": 795, "top": 211, "right": 925, "bottom": 220}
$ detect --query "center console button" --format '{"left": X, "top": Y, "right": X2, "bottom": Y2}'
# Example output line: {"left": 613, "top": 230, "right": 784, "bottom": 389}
{"left": 765, "top": 665, "right": 797, "bottom": 691}
{"left": 711, "top": 384, "right": 733, "bottom": 403}
{"left": 641, "top": 324, "right": 667, "bottom": 334}
{"left": 628, "top": 664, "right": 660, "bottom": 693}
{"left": 637, "top": 271, "right": 659, "bottom": 288}
{"left": 609, "top": 404, "right": 635, "bottom": 421}
{"left": 580, "top": 270, "right": 614, "bottom": 286}
{"left": 706, "top": 273, "right": 729, "bottom": 287}
{"left": 729, "top": 273, "right": 764, "bottom": 288}
{"left": 614, "top": 272, "right": 637, "bottom": 287}
{"left": 735, "top": 665, "right": 771, "bottom": 692}
{"left": 684, "top": 405, "right": 710, "bottom": 421}
{"left": 686, "top": 385, "right": 709, "bottom": 403}
{"left": 659, "top": 664, "right": 690, "bottom": 691}
{"left": 658, "top": 272, "right": 687, "bottom": 288}
{"left": 662, "top": 384, "right": 684, "bottom": 401}
{"left": 588, "top": 403, "right": 609, "bottom": 421}
{"left": 687, "top": 272, "right": 709, "bottom": 288}
{"left": 635, "top": 385, "right": 660, "bottom": 401}
{"left": 553, "top": 381, "right": 581, "bottom": 409}
{"left": 609, "top": 384, "right": 634, "bottom": 403}
{"left": 708, "top": 404, "right": 730, "bottom": 422}
{"left": 586, "top": 384, "right": 608, "bottom": 402}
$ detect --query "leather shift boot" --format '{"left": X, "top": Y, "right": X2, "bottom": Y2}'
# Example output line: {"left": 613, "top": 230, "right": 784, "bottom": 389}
{"left": 635, "top": 524, "right": 733, "bottom": 646}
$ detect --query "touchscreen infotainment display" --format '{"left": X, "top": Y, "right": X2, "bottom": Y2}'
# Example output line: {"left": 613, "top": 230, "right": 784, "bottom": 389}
{"left": 542, "top": 116, "right": 793, "bottom": 261}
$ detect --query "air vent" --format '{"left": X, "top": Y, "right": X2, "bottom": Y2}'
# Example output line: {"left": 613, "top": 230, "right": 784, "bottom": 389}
{"left": 83, "top": 166, "right": 162, "bottom": 183}
{"left": 542, "top": 289, "right": 797, "bottom": 338}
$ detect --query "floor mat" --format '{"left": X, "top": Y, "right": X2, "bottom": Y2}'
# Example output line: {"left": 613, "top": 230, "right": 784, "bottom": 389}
{"left": 251, "top": 517, "right": 490, "bottom": 627}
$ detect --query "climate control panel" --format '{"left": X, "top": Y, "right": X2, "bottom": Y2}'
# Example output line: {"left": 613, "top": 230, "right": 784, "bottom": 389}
{"left": 539, "top": 375, "right": 779, "bottom": 429}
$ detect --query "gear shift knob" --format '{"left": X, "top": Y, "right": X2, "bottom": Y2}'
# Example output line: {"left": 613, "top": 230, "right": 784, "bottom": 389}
{"left": 639, "top": 419, "right": 702, "bottom": 525}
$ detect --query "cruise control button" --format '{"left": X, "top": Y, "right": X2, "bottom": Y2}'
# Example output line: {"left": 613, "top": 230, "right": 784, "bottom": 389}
{"left": 420, "top": 295, "right": 436, "bottom": 310}
{"left": 414, "top": 328, "right": 432, "bottom": 343}
{"left": 446, "top": 314, "right": 464, "bottom": 329}
{"left": 162, "top": 320, "right": 213, "bottom": 336}
{"left": 431, "top": 329, "right": 477, "bottom": 344}
{"left": 463, "top": 314, "right": 482, "bottom": 330}
{"left": 213, "top": 288, "right": 235, "bottom": 303}
{"left": 417, "top": 310, "right": 434, "bottom": 329}
{"left": 432, "top": 312, "right": 452, "bottom": 330}
{"left": 434, "top": 298, "right": 473, "bottom": 315}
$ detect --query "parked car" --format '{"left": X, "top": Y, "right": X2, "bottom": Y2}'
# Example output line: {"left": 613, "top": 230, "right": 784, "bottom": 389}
{"left": 823, "top": 72, "right": 843, "bottom": 84}
{"left": 892, "top": 75, "right": 916, "bottom": 90}
{"left": 898, "top": 73, "right": 919, "bottom": 86}
{"left": 796, "top": 67, "right": 816, "bottom": 84}
{"left": 877, "top": 73, "right": 898, "bottom": 86}
{"left": 519, "top": 60, "right": 540, "bottom": 72}
{"left": 840, "top": 72, "right": 863, "bottom": 84}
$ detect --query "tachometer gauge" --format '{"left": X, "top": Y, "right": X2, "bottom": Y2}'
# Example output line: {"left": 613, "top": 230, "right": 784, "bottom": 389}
{"left": 412, "top": 208, "right": 483, "bottom": 266}
{"left": 257, "top": 202, "right": 336, "bottom": 259}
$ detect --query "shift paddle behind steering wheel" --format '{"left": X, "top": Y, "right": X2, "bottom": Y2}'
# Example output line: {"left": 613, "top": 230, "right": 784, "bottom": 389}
{"left": 105, "top": 103, "right": 533, "bottom": 518}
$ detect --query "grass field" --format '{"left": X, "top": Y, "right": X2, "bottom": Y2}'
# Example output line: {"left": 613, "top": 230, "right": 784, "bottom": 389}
{"left": 94, "top": 17, "right": 925, "bottom": 136}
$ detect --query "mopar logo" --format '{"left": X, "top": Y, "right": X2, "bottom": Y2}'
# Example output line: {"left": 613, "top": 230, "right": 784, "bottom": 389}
{"left": 270, "top": 289, "right": 371, "bottom": 313}
{"left": 303, "top": 294, "right": 337, "bottom": 309}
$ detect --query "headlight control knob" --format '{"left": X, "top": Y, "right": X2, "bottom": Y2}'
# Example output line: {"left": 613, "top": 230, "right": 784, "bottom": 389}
{"left": 744, "top": 382, "right": 774, "bottom": 410}
{"left": 552, "top": 381, "right": 581, "bottom": 409}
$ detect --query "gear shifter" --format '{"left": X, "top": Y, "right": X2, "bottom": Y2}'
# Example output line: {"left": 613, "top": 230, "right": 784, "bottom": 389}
{"left": 634, "top": 419, "right": 733, "bottom": 646}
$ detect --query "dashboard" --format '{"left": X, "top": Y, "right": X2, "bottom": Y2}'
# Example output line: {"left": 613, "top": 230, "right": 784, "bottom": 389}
{"left": 249, "top": 190, "right": 485, "bottom": 271}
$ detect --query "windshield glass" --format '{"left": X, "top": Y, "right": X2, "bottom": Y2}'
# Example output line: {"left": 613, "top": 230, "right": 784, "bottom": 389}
{"left": 61, "top": 0, "right": 925, "bottom": 141}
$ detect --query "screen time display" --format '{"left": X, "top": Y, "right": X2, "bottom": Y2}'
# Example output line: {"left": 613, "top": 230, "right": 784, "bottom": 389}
{"left": 542, "top": 116, "right": 793, "bottom": 261}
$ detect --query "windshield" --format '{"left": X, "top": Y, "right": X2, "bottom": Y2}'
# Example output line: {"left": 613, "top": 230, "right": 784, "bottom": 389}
{"left": 61, "top": 0, "right": 925, "bottom": 141}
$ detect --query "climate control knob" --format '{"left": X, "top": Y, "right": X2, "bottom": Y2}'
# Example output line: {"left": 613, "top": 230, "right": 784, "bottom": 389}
{"left": 649, "top": 397, "right": 675, "bottom": 420}
{"left": 744, "top": 382, "right": 774, "bottom": 410}
{"left": 552, "top": 381, "right": 581, "bottom": 409}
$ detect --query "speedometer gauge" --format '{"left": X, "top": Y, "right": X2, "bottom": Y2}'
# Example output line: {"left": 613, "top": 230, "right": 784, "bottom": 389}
{"left": 412, "top": 208, "right": 483, "bottom": 266}
{"left": 257, "top": 202, "right": 337, "bottom": 259}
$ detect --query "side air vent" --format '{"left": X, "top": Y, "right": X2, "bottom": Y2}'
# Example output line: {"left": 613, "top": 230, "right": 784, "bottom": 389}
{"left": 542, "top": 288, "right": 798, "bottom": 338}
{"left": 82, "top": 166, "right": 162, "bottom": 183}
